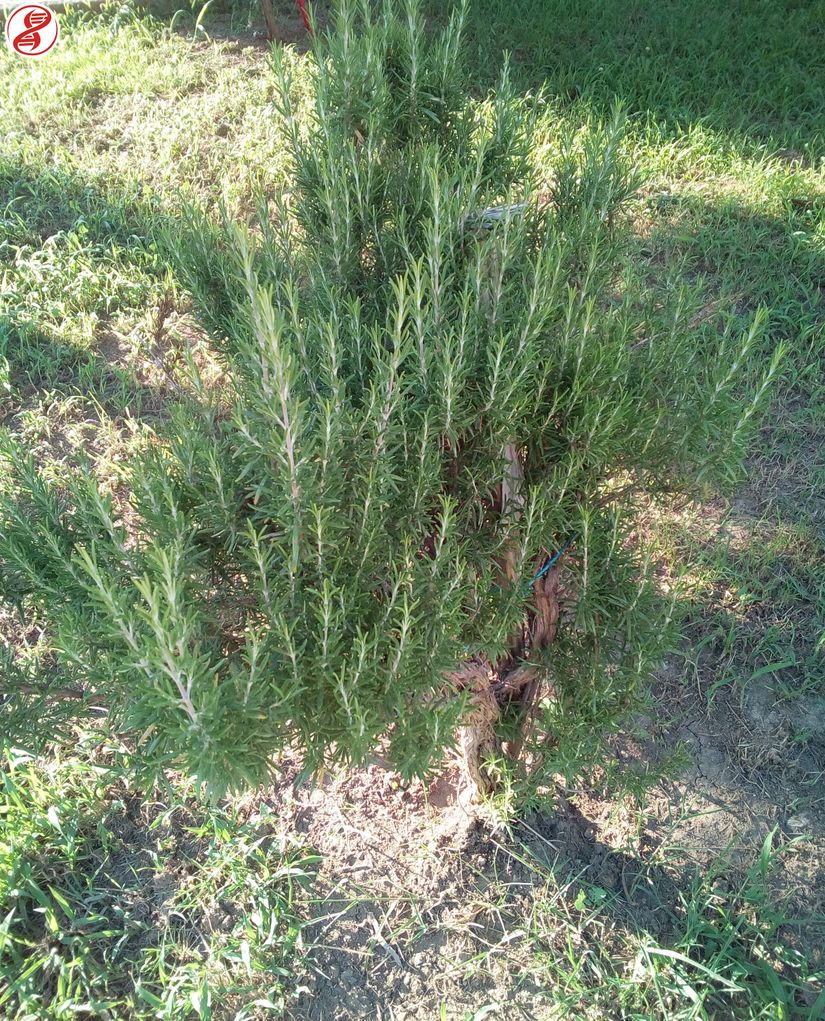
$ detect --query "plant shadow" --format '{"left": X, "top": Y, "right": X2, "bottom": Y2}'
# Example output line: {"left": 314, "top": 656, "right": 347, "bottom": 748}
{"left": 454, "top": 0, "right": 825, "bottom": 158}
{"left": 0, "top": 161, "right": 208, "bottom": 430}
{"left": 281, "top": 747, "right": 823, "bottom": 1020}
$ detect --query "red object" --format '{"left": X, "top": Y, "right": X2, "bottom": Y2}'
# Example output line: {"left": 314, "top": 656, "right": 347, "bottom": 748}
{"left": 297, "top": 0, "right": 311, "bottom": 33}
{"left": 6, "top": 3, "right": 59, "bottom": 57}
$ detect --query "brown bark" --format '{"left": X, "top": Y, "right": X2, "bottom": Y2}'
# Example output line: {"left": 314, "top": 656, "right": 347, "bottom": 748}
{"left": 260, "top": 0, "right": 279, "bottom": 41}
{"left": 447, "top": 661, "right": 501, "bottom": 794}
{"left": 449, "top": 559, "right": 564, "bottom": 797}
{"left": 446, "top": 440, "right": 567, "bottom": 795}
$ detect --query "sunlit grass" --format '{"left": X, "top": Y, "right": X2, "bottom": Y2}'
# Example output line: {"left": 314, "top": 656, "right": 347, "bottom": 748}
{"left": 0, "top": 745, "right": 316, "bottom": 1019}
{"left": 0, "top": 1, "right": 823, "bottom": 1017}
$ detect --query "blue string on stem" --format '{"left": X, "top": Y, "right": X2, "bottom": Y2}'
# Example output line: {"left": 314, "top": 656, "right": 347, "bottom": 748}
{"left": 528, "top": 538, "right": 573, "bottom": 588}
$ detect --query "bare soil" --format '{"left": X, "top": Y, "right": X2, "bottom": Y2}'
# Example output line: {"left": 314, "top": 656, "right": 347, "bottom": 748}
{"left": 253, "top": 648, "right": 825, "bottom": 1020}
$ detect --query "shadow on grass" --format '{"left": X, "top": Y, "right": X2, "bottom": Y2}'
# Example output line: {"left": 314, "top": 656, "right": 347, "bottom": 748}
{"left": 0, "top": 318, "right": 176, "bottom": 425}
{"left": 288, "top": 754, "right": 823, "bottom": 1020}
{"left": 640, "top": 191, "right": 825, "bottom": 338}
{"left": 0, "top": 161, "right": 202, "bottom": 424}
{"left": 3, "top": 86, "right": 825, "bottom": 1018}
{"left": 451, "top": 0, "right": 825, "bottom": 158}
{"left": 631, "top": 185, "right": 825, "bottom": 526}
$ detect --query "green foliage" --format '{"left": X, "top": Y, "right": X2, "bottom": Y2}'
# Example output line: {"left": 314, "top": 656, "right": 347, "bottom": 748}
{"left": 513, "top": 825, "right": 823, "bottom": 1020}
{"left": 0, "top": 746, "right": 314, "bottom": 1020}
{"left": 0, "top": 0, "right": 781, "bottom": 794}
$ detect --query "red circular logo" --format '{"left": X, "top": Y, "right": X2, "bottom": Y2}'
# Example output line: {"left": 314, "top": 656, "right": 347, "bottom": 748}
{"left": 5, "top": 4, "right": 59, "bottom": 57}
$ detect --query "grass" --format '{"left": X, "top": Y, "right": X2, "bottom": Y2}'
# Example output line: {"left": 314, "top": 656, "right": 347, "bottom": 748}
{"left": 476, "top": 827, "right": 821, "bottom": 1019}
{"left": 0, "top": 0, "right": 823, "bottom": 1018}
{"left": 457, "top": 0, "right": 825, "bottom": 157}
{"left": 458, "top": 0, "right": 825, "bottom": 732}
{"left": 0, "top": 744, "right": 316, "bottom": 1019}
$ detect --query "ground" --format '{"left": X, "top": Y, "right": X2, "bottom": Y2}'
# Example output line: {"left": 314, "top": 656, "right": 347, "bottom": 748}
{"left": 0, "top": 1, "right": 823, "bottom": 1019}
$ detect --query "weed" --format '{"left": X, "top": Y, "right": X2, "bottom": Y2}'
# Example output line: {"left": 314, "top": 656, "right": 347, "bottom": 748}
{"left": 0, "top": 745, "right": 316, "bottom": 1019}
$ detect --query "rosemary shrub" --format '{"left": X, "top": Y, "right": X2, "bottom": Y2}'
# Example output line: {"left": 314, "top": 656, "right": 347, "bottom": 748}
{"left": 0, "top": 0, "right": 781, "bottom": 796}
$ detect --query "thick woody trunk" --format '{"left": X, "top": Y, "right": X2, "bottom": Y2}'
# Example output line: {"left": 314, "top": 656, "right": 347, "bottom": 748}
{"left": 447, "top": 440, "right": 565, "bottom": 797}
{"left": 447, "top": 662, "right": 501, "bottom": 794}
{"left": 447, "top": 217, "right": 566, "bottom": 795}
{"left": 451, "top": 561, "right": 562, "bottom": 796}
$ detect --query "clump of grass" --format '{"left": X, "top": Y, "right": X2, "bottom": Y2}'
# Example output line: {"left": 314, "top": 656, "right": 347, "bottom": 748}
{"left": 463, "top": 825, "right": 824, "bottom": 1020}
{"left": 0, "top": 745, "right": 317, "bottom": 1019}
{"left": 0, "top": 4, "right": 312, "bottom": 214}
